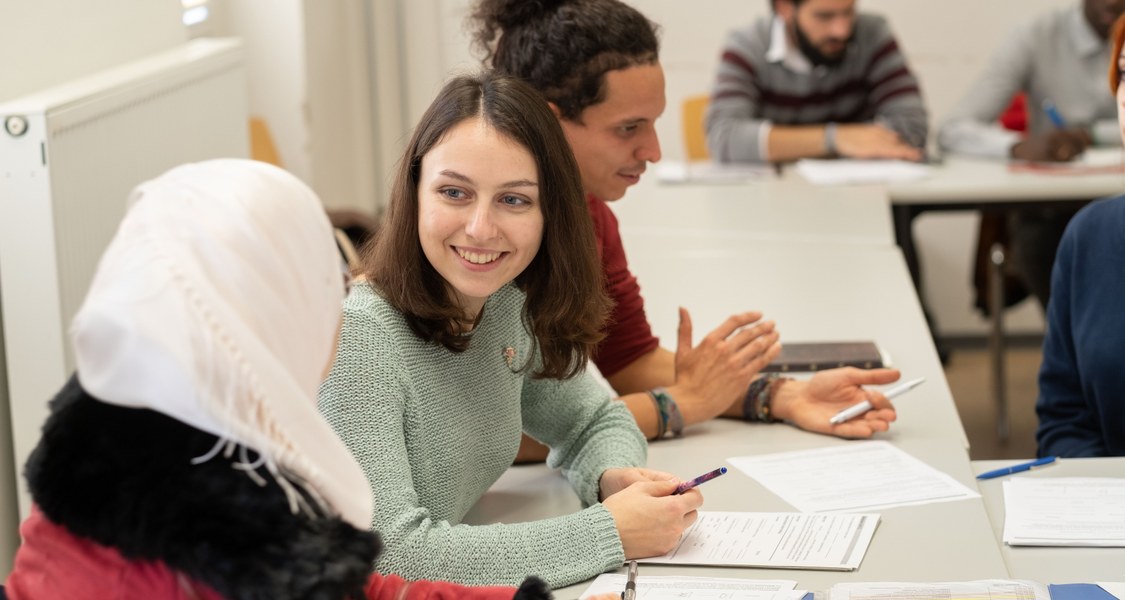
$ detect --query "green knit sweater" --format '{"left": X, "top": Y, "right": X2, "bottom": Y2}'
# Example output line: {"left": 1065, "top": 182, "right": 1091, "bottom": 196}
{"left": 318, "top": 282, "right": 646, "bottom": 588}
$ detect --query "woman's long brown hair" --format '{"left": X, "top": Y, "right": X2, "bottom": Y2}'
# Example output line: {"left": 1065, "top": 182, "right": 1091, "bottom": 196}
{"left": 360, "top": 72, "right": 610, "bottom": 380}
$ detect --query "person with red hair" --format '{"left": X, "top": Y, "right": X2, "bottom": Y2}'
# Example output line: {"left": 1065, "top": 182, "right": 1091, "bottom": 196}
{"left": 1035, "top": 11, "right": 1125, "bottom": 459}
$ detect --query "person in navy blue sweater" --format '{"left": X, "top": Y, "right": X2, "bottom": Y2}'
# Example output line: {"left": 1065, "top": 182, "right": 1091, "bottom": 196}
{"left": 1035, "top": 12, "right": 1125, "bottom": 458}
{"left": 1036, "top": 197, "right": 1125, "bottom": 457}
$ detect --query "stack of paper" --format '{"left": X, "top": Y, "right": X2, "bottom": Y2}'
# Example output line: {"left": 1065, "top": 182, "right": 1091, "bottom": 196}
{"left": 1003, "top": 477, "right": 1125, "bottom": 546}
{"left": 657, "top": 160, "right": 776, "bottom": 183}
{"left": 795, "top": 159, "right": 931, "bottom": 185}
{"left": 641, "top": 511, "right": 879, "bottom": 571}
{"left": 830, "top": 580, "right": 1050, "bottom": 600}
{"left": 580, "top": 575, "right": 801, "bottom": 599}
{"left": 728, "top": 442, "right": 980, "bottom": 513}
{"left": 1009, "top": 147, "right": 1125, "bottom": 175}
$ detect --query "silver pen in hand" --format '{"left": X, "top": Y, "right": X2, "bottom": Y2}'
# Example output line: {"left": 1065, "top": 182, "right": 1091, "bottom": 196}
{"left": 621, "top": 560, "right": 638, "bottom": 600}
{"left": 828, "top": 377, "right": 925, "bottom": 425}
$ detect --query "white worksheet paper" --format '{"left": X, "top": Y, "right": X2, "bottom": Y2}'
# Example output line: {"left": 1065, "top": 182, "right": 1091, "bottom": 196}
{"left": 657, "top": 160, "right": 776, "bottom": 183}
{"left": 579, "top": 575, "right": 799, "bottom": 599}
{"left": 641, "top": 511, "right": 879, "bottom": 571}
{"left": 829, "top": 580, "right": 1050, "bottom": 600}
{"left": 794, "top": 159, "right": 931, "bottom": 185}
{"left": 1002, "top": 477, "right": 1125, "bottom": 546}
{"left": 1077, "top": 147, "right": 1125, "bottom": 167}
{"left": 728, "top": 441, "right": 980, "bottom": 513}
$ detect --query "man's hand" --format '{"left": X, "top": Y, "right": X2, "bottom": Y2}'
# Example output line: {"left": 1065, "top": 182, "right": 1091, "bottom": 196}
{"left": 669, "top": 308, "right": 781, "bottom": 423}
{"left": 1010, "top": 128, "right": 1091, "bottom": 162}
{"left": 770, "top": 367, "right": 901, "bottom": 438}
{"left": 835, "top": 124, "right": 924, "bottom": 161}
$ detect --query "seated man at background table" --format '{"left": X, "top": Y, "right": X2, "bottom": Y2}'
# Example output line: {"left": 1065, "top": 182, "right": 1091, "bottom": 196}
{"left": 705, "top": 0, "right": 928, "bottom": 164}
{"left": 938, "top": 0, "right": 1125, "bottom": 310}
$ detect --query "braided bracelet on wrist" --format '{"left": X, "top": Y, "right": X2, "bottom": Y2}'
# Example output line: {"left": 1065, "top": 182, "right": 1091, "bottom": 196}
{"left": 742, "top": 374, "right": 787, "bottom": 422}
{"left": 648, "top": 387, "right": 684, "bottom": 438}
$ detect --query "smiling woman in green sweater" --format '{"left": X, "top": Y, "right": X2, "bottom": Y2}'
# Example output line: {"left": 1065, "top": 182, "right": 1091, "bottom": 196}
{"left": 318, "top": 71, "right": 703, "bottom": 589}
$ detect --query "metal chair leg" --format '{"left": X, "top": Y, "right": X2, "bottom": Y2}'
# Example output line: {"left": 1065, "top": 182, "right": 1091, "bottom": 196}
{"left": 988, "top": 242, "right": 1009, "bottom": 442}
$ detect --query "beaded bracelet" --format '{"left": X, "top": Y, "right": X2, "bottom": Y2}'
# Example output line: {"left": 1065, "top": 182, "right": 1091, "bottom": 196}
{"left": 648, "top": 387, "right": 684, "bottom": 438}
{"left": 742, "top": 374, "right": 790, "bottom": 422}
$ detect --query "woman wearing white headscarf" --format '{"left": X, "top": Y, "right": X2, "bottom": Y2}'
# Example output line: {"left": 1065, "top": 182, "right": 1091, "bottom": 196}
{"left": 3, "top": 159, "right": 554, "bottom": 600}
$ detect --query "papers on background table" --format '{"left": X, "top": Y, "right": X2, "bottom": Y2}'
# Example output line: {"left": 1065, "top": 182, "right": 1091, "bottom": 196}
{"left": 579, "top": 574, "right": 801, "bottom": 600}
{"left": 1009, "top": 147, "right": 1125, "bottom": 175}
{"left": 830, "top": 580, "right": 1050, "bottom": 600}
{"left": 657, "top": 160, "right": 776, "bottom": 183}
{"left": 794, "top": 159, "right": 931, "bottom": 185}
{"left": 728, "top": 441, "right": 980, "bottom": 513}
{"left": 1002, "top": 477, "right": 1125, "bottom": 546}
{"left": 641, "top": 511, "right": 879, "bottom": 571}
{"left": 1077, "top": 147, "right": 1125, "bottom": 167}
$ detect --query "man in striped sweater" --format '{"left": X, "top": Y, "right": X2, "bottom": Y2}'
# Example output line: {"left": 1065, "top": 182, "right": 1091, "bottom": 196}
{"left": 705, "top": 0, "right": 928, "bottom": 164}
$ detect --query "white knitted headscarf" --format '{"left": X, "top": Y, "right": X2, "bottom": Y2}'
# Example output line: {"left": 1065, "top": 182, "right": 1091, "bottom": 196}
{"left": 71, "top": 159, "right": 372, "bottom": 531}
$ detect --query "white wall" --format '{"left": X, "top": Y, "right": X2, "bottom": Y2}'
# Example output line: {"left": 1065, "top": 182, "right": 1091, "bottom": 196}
{"left": 397, "top": 0, "right": 1077, "bottom": 337}
{"left": 0, "top": 0, "right": 189, "bottom": 579}
{"left": 212, "top": 0, "right": 312, "bottom": 182}
{"left": 0, "top": 1, "right": 187, "bottom": 102}
{"left": 207, "top": 0, "right": 380, "bottom": 213}
{"left": 303, "top": 1, "right": 379, "bottom": 211}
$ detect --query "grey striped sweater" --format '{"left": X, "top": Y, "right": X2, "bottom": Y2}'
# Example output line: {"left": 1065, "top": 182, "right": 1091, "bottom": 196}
{"left": 705, "top": 13, "right": 928, "bottom": 163}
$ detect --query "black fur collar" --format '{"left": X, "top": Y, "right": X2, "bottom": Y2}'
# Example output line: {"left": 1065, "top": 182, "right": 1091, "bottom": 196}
{"left": 26, "top": 375, "right": 379, "bottom": 600}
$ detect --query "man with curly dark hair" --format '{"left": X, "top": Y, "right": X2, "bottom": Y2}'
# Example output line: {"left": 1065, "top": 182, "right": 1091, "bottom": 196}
{"left": 471, "top": 0, "right": 902, "bottom": 464}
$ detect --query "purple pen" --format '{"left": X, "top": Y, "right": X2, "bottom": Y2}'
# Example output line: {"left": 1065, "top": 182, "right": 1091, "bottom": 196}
{"left": 673, "top": 466, "right": 727, "bottom": 495}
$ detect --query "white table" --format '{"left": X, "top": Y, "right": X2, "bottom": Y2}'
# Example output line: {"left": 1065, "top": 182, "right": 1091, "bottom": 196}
{"left": 467, "top": 421, "right": 1007, "bottom": 598}
{"left": 888, "top": 157, "right": 1125, "bottom": 441}
{"left": 887, "top": 155, "right": 1125, "bottom": 205}
{"left": 864, "top": 156, "right": 1120, "bottom": 441}
{"left": 616, "top": 233, "right": 967, "bottom": 446}
{"left": 464, "top": 237, "right": 1002, "bottom": 596}
{"left": 884, "top": 155, "right": 1124, "bottom": 303}
{"left": 972, "top": 457, "right": 1125, "bottom": 583}
{"left": 617, "top": 175, "right": 893, "bottom": 246}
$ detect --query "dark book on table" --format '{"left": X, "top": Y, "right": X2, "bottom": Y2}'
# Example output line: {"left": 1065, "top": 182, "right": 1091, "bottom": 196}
{"left": 764, "top": 341, "right": 886, "bottom": 373}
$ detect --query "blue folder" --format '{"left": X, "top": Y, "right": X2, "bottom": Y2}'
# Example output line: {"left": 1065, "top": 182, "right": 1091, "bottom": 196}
{"left": 1049, "top": 584, "right": 1118, "bottom": 600}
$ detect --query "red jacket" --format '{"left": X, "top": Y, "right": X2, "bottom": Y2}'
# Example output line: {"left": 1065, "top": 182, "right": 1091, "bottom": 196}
{"left": 6, "top": 506, "right": 525, "bottom": 600}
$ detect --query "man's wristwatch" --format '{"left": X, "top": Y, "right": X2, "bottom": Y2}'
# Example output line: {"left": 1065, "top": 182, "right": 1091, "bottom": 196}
{"left": 824, "top": 122, "right": 838, "bottom": 156}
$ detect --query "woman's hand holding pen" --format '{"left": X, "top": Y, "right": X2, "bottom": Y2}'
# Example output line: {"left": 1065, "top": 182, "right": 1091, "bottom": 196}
{"left": 599, "top": 467, "right": 675, "bottom": 499}
{"left": 770, "top": 367, "right": 900, "bottom": 438}
{"left": 670, "top": 308, "right": 781, "bottom": 424}
{"left": 601, "top": 474, "right": 702, "bottom": 560}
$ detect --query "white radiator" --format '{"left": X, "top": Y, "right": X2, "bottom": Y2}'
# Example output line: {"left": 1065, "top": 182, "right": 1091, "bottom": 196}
{"left": 0, "top": 37, "right": 249, "bottom": 517}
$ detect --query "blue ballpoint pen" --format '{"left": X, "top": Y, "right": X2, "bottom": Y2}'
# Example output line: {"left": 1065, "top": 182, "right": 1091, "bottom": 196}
{"left": 976, "top": 456, "right": 1058, "bottom": 480}
{"left": 1042, "top": 99, "right": 1067, "bottom": 129}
